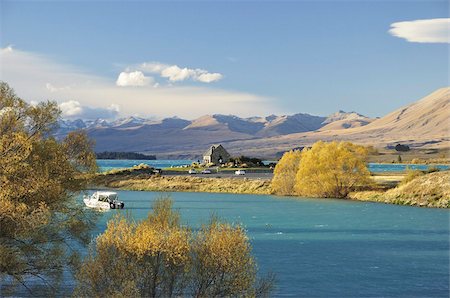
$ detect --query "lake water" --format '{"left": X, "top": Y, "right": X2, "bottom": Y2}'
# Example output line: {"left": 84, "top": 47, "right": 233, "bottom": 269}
{"left": 87, "top": 191, "right": 449, "bottom": 297}
{"left": 97, "top": 159, "right": 450, "bottom": 173}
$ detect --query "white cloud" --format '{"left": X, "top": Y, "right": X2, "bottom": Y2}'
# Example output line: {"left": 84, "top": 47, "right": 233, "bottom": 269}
{"left": 196, "top": 72, "right": 223, "bottom": 83}
{"left": 59, "top": 100, "right": 120, "bottom": 119}
{"left": 139, "top": 62, "right": 223, "bottom": 83}
{"left": 116, "top": 71, "right": 153, "bottom": 87}
{"left": 0, "top": 47, "right": 277, "bottom": 119}
{"left": 389, "top": 18, "right": 450, "bottom": 43}
{"left": 60, "top": 100, "right": 83, "bottom": 117}
{"left": 1, "top": 45, "right": 13, "bottom": 53}
{"left": 46, "top": 82, "right": 71, "bottom": 92}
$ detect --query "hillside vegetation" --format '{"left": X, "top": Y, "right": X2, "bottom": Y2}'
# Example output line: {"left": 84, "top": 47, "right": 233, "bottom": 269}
{"left": 350, "top": 171, "right": 450, "bottom": 208}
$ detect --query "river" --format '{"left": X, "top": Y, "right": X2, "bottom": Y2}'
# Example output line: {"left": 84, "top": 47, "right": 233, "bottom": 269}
{"left": 86, "top": 190, "right": 449, "bottom": 297}
{"left": 96, "top": 159, "right": 449, "bottom": 173}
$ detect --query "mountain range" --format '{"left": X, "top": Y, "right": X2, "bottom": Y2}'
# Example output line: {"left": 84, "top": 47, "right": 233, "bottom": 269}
{"left": 57, "top": 87, "right": 449, "bottom": 158}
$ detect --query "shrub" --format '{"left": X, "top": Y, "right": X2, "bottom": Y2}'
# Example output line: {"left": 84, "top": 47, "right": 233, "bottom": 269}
{"left": 295, "top": 141, "right": 371, "bottom": 198}
{"left": 400, "top": 169, "right": 424, "bottom": 186}
{"left": 74, "top": 198, "right": 274, "bottom": 297}
{"left": 271, "top": 150, "right": 302, "bottom": 195}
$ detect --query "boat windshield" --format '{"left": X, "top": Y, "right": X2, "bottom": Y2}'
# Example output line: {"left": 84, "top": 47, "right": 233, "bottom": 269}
{"left": 98, "top": 194, "right": 116, "bottom": 202}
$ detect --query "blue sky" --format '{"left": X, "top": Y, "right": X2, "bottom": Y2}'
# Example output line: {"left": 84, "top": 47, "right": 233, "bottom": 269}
{"left": 0, "top": 0, "right": 448, "bottom": 119}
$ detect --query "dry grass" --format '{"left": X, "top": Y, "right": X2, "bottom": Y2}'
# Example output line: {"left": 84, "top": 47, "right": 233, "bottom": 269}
{"left": 350, "top": 171, "right": 450, "bottom": 208}
{"left": 95, "top": 175, "right": 271, "bottom": 195}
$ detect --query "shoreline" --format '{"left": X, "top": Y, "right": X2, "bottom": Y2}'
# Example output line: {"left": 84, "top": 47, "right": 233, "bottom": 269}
{"left": 92, "top": 170, "right": 449, "bottom": 209}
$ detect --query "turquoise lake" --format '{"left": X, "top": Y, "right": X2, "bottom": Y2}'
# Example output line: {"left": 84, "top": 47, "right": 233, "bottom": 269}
{"left": 96, "top": 159, "right": 450, "bottom": 173}
{"left": 88, "top": 190, "right": 449, "bottom": 297}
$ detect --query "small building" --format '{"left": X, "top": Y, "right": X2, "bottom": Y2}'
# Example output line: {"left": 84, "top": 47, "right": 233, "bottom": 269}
{"left": 203, "top": 144, "right": 230, "bottom": 165}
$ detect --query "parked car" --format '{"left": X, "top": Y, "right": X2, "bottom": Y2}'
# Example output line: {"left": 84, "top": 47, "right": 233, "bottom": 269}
{"left": 188, "top": 169, "right": 197, "bottom": 174}
{"left": 201, "top": 169, "right": 212, "bottom": 174}
{"left": 235, "top": 170, "right": 246, "bottom": 175}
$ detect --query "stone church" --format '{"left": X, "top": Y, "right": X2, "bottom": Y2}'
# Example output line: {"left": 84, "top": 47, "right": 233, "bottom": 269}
{"left": 202, "top": 144, "right": 230, "bottom": 164}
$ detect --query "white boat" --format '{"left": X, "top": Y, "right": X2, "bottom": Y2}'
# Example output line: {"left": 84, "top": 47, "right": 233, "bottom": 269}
{"left": 83, "top": 191, "right": 124, "bottom": 210}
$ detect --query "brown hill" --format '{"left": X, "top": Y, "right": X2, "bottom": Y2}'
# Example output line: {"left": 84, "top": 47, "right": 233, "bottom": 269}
{"left": 218, "top": 87, "right": 450, "bottom": 157}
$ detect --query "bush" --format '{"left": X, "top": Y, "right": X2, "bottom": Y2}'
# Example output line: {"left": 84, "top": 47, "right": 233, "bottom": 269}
{"left": 271, "top": 150, "right": 302, "bottom": 195}
{"left": 295, "top": 141, "right": 371, "bottom": 198}
{"left": 74, "top": 198, "right": 274, "bottom": 297}
{"left": 401, "top": 169, "right": 424, "bottom": 185}
{"left": 395, "top": 144, "right": 410, "bottom": 152}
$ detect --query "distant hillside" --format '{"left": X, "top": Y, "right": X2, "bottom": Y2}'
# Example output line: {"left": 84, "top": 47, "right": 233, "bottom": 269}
{"left": 218, "top": 87, "right": 450, "bottom": 157}
{"left": 56, "top": 87, "right": 449, "bottom": 158}
{"left": 320, "top": 111, "right": 374, "bottom": 131}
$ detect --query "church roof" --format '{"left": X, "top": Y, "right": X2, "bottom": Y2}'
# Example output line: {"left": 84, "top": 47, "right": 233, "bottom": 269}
{"left": 203, "top": 144, "right": 222, "bottom": 156}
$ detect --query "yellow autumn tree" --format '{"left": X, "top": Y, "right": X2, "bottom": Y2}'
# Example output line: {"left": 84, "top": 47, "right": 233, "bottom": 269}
{"left": 295, "top": 141, "right": 371, "bottom": 198}
{"left": 271, "top": 150, "right": 302, "bottom": 195}
{"left": 75, "top": 198, "right": 274, "bottom": 297}
{"left": 0, "top": 82, "right": 97, "bottom": 292}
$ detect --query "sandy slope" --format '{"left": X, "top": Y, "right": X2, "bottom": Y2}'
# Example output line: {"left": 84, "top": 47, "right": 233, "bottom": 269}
{"left": 219, "top": 87, "right": 450, "bottom": 156}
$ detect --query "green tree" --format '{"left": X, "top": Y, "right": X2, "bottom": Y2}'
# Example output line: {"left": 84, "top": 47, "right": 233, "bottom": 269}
{"left": 0, "top": 82, "right": 97, "bottom": 292}
{"left": 295, "top": 141, "right": 371, "bottom": 198}
{"left": 75, "top": 198, "right": 274, "bottom": 297}
{"left": 271, "top": 150, "right": 302, "bottom": 195}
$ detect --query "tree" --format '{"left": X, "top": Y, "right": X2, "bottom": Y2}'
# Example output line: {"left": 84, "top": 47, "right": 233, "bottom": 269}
{"left": 295, "top": 141, "right": 371, "bottom": 198}
{"left": 0, "top": 82, "right": 97, "bottom": 292}
{"left": 271, "top": 150, "right": 302, "bottom": 195}
{"left": 74, "top": 198, "right": 274, "bottom": 297}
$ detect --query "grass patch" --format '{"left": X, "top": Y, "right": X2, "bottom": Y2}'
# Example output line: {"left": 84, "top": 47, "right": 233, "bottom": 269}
{"left": 350, "top": 171, "right": 450, "bottom": 208}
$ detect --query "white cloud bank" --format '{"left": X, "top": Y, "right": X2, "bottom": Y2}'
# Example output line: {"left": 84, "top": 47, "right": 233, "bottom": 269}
{"left": 116, "top": 71, "right": 154, "bottom": 87}
{"left": 0, "top": 47, "right": 276, "bottom": 119}
{"left": 139, "top": 62, "right": 223, "bottom": 83}
{"left": 60, "top": 100, "right": 120, "bottom": 119}
{"left": 389, "top": 18, "right": 450, "bottom": 43}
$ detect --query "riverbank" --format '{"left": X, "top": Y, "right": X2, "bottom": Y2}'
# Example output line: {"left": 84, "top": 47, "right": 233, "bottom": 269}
{"left": 349, "top": 171, "right": 449, "bottom": 208}
{"left": 92, "top": 167, "right": 449, "bottom": 208}
{"left": 94, "top": 175, "right": 272, "bottom": 194}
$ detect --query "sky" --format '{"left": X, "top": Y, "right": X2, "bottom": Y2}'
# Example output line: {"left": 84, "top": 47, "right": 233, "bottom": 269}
{"left": 0, "top": 0, "right": 448, "bottom": 120}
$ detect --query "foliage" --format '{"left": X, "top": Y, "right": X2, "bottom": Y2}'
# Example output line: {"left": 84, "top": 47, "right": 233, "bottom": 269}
{"left": 103, "top": 163, "right": 155, "bottom": 175}
{"left": 350, "top": 171, "right": 450, "bottom": 208}
{"left": 0, "top": 82, "right": 98, "bottom": 292}
{"left": 96, "top": 151, "right": 156, "bottom": 160}
{"left": 270, "top": 150, "right": 302, "bottom": 195}
{"left": 400, "top": 169, "right": 424, "bottom": 186}
{"left": 75, "top": 198, "right": 274, "bottom": 297}
{"left": 295, "top": 141, "right": 371, "bottom": 198}
{"left": 395, "top": 144, "right": 410, "bottom": 152}
{"left": 229, "top": 156, "right": 264, "bottom": 167}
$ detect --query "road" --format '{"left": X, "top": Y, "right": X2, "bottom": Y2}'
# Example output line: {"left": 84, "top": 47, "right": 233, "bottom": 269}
{"left": 163, "top": 170, "right": 273, "bottom": 180}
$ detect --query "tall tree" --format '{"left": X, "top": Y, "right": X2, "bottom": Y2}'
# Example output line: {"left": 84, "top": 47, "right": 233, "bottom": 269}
{"left": 271, "top": 150, "right": 302, "bottom": 195}
{"left": 0, "top": 82, "right": 97, "bottom": 292}
{"left": 295, "top": 141, "right": 371, "bottom": 198}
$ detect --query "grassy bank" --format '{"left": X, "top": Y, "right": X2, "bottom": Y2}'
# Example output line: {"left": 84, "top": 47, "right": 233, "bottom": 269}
{"left": 94, "top": 175, "right": 271, "bottom": 195}
{"left": 349, "top": 171, "right": 450, "bottom": 208}
{"left": 93, "top": 165, "right": 448, "bottom": 208}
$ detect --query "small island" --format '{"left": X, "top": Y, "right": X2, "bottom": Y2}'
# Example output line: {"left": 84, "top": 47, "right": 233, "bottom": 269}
{"left": 95, "top": 151, "right": 156, "bottom": 160}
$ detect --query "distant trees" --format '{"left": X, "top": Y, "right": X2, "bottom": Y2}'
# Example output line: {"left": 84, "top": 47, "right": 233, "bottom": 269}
{"left": 270, "top": 150, "right": 302, "bottom": 195}
{"left": 0, "top": 82, "right": 98, "bottom": 291}
{"left": 229, "top": 156, "right": 264, "bottom": 167}
{"left": 74, "top": 198, "right": 274, "bottom": 297}
{"left": 96, "top": 151, "right": 156, "bottom": 160}
{"left": 271, "top": 141, "right": 371, "bottom": 198}
{"left": 395, "top": 144, "right": 410, "bottom": 152}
